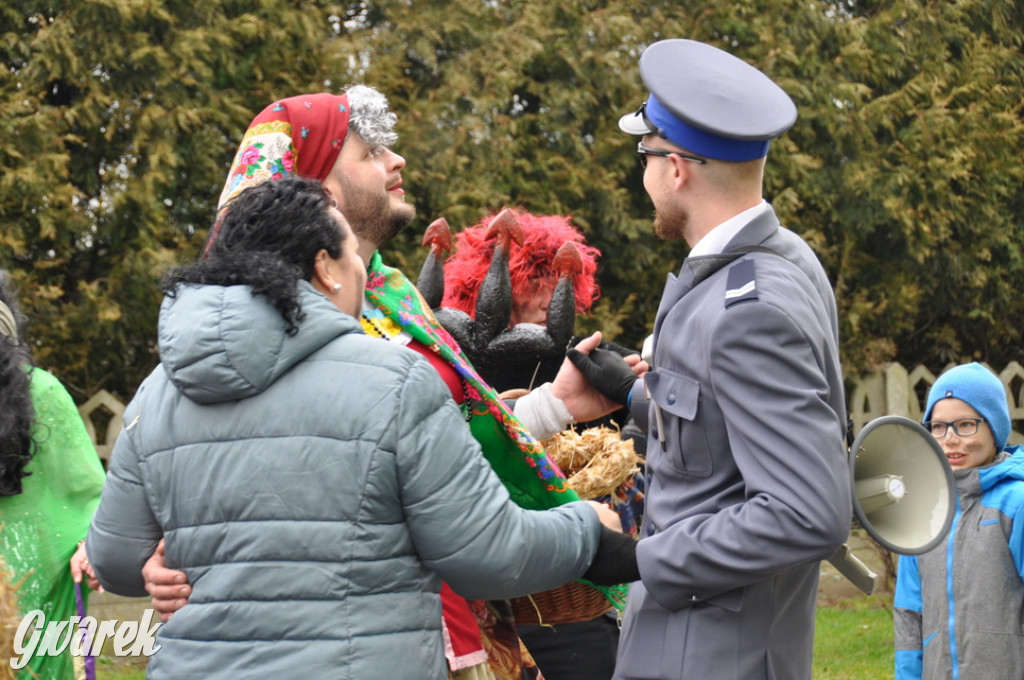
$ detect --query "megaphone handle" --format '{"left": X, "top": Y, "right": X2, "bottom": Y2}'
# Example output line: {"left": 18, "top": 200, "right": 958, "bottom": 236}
{"left": 826, "top": 543, "right": 880, "bottom": 595}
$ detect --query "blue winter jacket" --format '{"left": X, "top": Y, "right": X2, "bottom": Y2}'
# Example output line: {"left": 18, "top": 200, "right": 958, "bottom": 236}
{"left": 86, "top": 282, "right": 601, "bottom": 679}
{"left": 894, "top": 445, "right": 1024, "bottom": 679}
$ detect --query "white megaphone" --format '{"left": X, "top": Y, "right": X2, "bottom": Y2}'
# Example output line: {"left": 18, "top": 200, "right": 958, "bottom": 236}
{"left": 827, "top": 415, "right": 956, "bottom": 594}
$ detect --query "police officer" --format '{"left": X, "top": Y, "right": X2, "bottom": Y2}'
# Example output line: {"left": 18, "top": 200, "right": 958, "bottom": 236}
{"left": 572, "top": 38, "right": 851, "bottom": 680}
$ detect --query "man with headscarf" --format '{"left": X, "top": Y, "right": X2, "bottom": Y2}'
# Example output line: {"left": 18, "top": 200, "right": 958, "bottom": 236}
{"left": 143, "top": 85, "right": 643, "bottom": 680}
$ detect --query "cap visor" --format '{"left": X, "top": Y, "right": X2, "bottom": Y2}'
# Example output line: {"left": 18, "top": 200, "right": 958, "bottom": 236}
{"left": 618, "top": 110, "right": 655, "bottom": 136}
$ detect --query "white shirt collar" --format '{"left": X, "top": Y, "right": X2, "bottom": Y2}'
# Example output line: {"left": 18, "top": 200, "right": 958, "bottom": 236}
{"left": 688, "top": 200, "right": 768, "bottom": 257}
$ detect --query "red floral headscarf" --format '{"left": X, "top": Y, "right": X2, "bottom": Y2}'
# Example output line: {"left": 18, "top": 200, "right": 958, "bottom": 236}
{"left": 219, "top": 93, "right": 350, "bottom": 206}
{"left": 207, "top": 93, "right": 350, "bottom": 252}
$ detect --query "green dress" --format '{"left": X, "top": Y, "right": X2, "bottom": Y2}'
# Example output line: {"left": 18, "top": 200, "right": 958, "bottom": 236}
{"left": 0, "top": 368, "right": 105, "bottom": 679}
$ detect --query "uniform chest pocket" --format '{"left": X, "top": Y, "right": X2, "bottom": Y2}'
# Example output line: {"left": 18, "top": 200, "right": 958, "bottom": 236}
{"left": 646, "top": 369, "right": 713, "bottom": 477}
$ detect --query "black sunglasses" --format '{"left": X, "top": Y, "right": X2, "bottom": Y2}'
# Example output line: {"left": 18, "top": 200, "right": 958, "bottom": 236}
{"left": 637, "top": 141, "right": 707, "bottom": 168}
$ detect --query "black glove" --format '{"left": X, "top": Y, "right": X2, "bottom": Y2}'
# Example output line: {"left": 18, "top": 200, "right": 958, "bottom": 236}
{"left": 582, "top": 525, "right": 640, "bottom": 586}
{"left": 568, "top": 337, "right": 639, "bottom": 360}
{"left": 566, "top": 346, "right": 638, "bottom": 406}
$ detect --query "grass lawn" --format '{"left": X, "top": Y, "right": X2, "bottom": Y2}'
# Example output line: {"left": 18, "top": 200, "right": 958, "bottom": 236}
{"left": 813, "top": 596, "right": 894, "bottom": 679}
{"left": 95, "top": 653, "right": 148, "bottom": 680}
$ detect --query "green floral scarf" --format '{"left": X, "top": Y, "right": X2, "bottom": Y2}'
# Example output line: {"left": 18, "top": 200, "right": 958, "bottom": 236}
{"left": 360, "top": 252, "right": 628, "bottom": 613}
{"left": 361, "top": 251, "right": 577, "bottom": 510}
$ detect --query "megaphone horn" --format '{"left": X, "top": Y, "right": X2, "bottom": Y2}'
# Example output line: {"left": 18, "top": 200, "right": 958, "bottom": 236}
{"left": 854, "top": 474, "right": 906, "bottom": 515}
{"left": 851, "top": 415, "right": 955, "bottom": 555}
{"left": 827, "top": 415, "right": 956, "bottom": 594}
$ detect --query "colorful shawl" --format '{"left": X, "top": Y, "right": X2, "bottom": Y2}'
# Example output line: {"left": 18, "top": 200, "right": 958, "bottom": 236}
{"left": 220, "top": 93, "right": 349, "bottom": 202}
{"left": 362, "top": 251, "right": 578, "bottom": 510}
{"left": 362, "top": 252, "right": 628, "bottom": 677}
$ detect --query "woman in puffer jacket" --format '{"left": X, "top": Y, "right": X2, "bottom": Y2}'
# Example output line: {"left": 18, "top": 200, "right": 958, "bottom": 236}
{"left": 894, "top": 362, "right": 1024, "bottom": 679}
{"left": 86, "top": 177, "right": 630, "bottom": 680}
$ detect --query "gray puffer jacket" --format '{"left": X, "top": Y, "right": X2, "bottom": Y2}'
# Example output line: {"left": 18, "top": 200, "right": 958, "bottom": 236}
{"left": 87, "top": 282, "right": 601, "bottom": 679}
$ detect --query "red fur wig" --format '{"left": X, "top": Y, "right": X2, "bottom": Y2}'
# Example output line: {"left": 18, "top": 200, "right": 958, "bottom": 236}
{"left": 440, "top": 209, "right": 598, "bottom": 315}
{"left": 441, "top": 210, "right": 601, "bottom": 317}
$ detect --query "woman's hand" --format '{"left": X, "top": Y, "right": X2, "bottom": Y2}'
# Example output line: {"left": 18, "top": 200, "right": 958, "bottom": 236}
{"left": 586, "top": 500, "right": 625, "bottom": 532}
{"left": 70, "top": 541, "right": 102, "bottom": 592}
{"left": 142, "top": 539, "right": 192, "bottom": 622}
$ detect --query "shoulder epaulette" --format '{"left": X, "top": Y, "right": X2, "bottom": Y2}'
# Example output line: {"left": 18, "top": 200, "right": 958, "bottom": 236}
{"left": 725, "top": 258, "right": 758, "bottom": 307}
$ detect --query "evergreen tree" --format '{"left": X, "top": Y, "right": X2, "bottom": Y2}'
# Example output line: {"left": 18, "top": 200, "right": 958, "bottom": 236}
{"left": 2, "top": 0, "right": 1022, "bottom": 402}
{"left": 330, "top": 0, "right": 1024, "bottom": 373}
{"left": 0, "top": 0, "right": 343, "bottom": 398}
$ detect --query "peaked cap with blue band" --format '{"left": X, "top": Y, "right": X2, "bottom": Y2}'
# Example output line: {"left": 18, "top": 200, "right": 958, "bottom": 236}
{"left": 619, "top": 39, "right": 797, "bottom": 162}
{"left": 924, "top": 362, "right": 1012, "bottom": 451}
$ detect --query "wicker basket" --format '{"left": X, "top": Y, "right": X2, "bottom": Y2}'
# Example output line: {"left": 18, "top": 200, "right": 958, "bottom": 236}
{"left": 510, "top": 580, "right": 612, "bottom": 625}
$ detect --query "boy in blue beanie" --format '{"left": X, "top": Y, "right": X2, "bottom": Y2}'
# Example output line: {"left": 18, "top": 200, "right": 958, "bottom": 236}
{"left": 893, "top": 362, "right": 1024, "bottom": 679}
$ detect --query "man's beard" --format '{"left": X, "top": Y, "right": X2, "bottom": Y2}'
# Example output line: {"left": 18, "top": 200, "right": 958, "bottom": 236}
{"left": 653, "top": 204, "right": 688, "bottom": 241}
{"left": 337, "top": 175, "right": 415, "bottom": 248}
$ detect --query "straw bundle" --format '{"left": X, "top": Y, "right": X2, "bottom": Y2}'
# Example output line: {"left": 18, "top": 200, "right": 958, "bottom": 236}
{"left": 510, "top": 427, "right": 641, "bottom": 625}
{"left": 542, "top": 426, "right": 643, "bottom": 500}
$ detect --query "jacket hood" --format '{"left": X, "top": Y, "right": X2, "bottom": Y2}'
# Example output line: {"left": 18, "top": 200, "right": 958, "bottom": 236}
{"left": 158, "top": 281, "right": 361, "bottom": 404}
{"left": 977, "top": 444, "right": 1024, "bottom": 490}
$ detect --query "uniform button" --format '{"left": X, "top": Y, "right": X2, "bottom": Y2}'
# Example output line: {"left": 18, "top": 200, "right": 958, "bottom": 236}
{"left": 651, "top": 425, "right": 660, "bottom": 440}
{"left": 667, "top": 394, "right": 676, "bottom": 405}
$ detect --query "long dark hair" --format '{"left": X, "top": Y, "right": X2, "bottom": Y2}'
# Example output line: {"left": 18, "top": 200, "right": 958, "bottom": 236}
{"left": 164, "top": 176, "right": 346, "bottom": 335}
{"left": 0, "top": 272, "right": 36, "bottom": 496}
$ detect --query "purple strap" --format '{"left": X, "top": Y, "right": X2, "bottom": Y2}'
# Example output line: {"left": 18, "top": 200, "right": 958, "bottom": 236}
{"left": 74, "top": 582, "right": 96, "bottom": 680}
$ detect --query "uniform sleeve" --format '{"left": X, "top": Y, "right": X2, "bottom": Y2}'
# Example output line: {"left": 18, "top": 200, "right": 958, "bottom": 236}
{"left": 627, "top": 378, "right": 650, "bottom": 433}
{"left": 393, "top": 358, "right": 602, "bottom": 600}
{"left": 637, "top": 301, "right": 850, "bottom": 609}
{"left": 893, "top": 554, "right": 924, "bottom": 680}
{"left": 86, "top": 402, "right": 163, "bottom": 597}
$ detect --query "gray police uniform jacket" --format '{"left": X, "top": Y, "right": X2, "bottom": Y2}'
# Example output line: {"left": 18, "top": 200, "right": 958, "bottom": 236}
{"left": 87, "top": 282, "right": 601, "bottom": 680}
{"left": 617, "top": 206, "right": 851, "bottom": 680}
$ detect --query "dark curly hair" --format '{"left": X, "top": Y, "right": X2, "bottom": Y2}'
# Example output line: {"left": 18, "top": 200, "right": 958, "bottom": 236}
{"left": 0, "top": 272, "right": 36, "bottom": 496}
{"left": 163, "top": 177, "right": 346, "bottom": 335}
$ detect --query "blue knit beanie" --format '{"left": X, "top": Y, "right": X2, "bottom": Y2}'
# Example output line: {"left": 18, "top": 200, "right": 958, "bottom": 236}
{"left": 924, "top": 362, "right": 1010, "bottom": 450}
